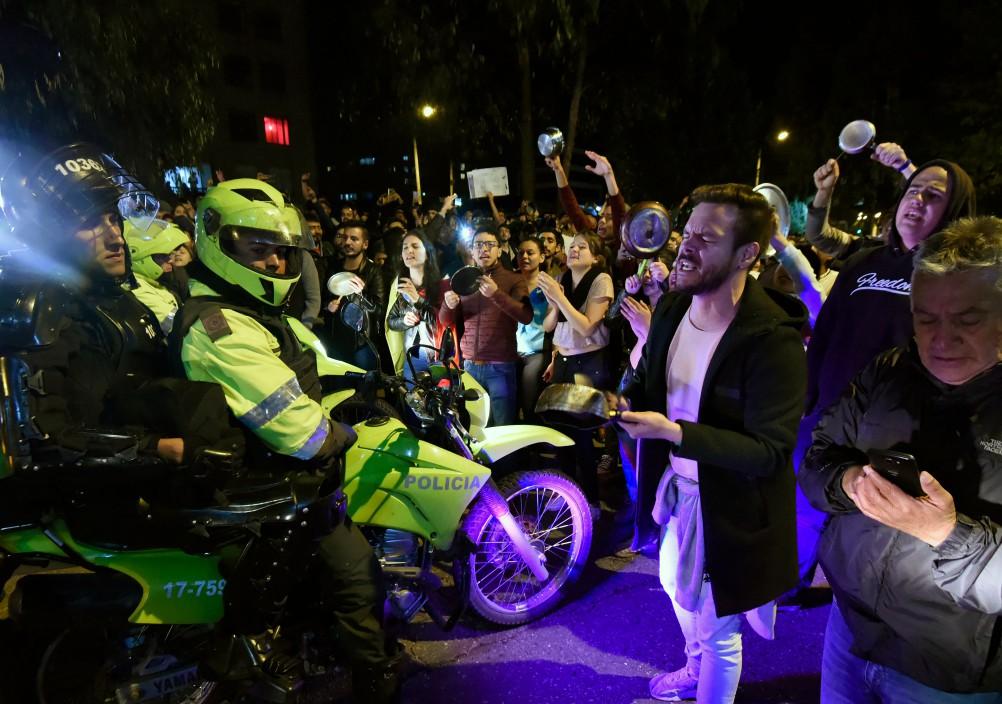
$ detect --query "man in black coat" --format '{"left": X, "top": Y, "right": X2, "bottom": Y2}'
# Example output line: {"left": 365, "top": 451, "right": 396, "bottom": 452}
{"left": 324, "top": 220, "right": 387, "bottom": 370}
{"left": 800, "top": 216, "right": 1002, "bottom": 700}
{"left": 618, "top": 184, "right": 806, "bottom": 703}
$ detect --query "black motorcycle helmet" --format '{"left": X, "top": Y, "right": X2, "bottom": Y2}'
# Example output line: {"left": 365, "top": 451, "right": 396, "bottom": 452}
{"left": 0, "top": 142, "right": 159, "bottom": 283}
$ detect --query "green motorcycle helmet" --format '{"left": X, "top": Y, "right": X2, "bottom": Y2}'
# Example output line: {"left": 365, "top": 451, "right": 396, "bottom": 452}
{"left": 124, "top": 218, "right": 190, "bottom": 282}
{"left": 195, "top": 178, "right": 313, "bottom": 307}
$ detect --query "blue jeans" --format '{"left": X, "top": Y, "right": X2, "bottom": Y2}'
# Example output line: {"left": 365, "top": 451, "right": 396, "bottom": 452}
{"left": 822, "top": 602, "right": 1002, "bottom": 704}
{"left": 347, "top": 344, "right": 378, "bottom": 372}
{"left": 463, "top": 361, "right": 517, "bottom": 427}
{"left": 402, "top": 350, "right": 434, "bottom": 384}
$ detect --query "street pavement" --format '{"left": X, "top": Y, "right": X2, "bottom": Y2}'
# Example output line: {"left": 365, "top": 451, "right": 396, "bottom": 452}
{"left": 393, "top": 517, "right": 830, "bottom": 704}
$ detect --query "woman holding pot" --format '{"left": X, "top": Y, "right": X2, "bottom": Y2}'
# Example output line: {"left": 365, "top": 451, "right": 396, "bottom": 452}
{"left": 539, "top": 233, "right": 614, "bottom": 515}
{"left": 385, "top": 231, "right": 444, "bottom": 380}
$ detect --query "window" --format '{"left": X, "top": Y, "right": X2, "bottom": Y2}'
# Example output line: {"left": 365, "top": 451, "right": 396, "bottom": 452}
{"left": 263, "top": 116, "right": 290, "bottom": 146}
{"left": 229, "top": 110, "right": 258, "bottom": 143}
{"left": 340, "top": 193, "right": 358, "bottom": 202}
{"left": 359, "top": 157, "right": 376, "bottom": 166}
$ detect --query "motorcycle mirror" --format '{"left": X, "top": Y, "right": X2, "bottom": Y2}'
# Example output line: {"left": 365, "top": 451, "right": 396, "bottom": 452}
{"left": 836, "top": 119, "right": 877, "bottom": 159}
{"left": 462, "top": 388, "right": 481, "bottom": 402}
{"left": 340, "top": 301, "right": 367, "bottom": 333}
{"left": 537, "top": 127, "right": 565, "bottom": 158}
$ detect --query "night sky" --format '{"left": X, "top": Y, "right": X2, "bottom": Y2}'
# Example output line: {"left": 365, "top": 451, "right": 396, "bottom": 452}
{"left": 307, "top": 0, "right": 1002, "bottom": 222}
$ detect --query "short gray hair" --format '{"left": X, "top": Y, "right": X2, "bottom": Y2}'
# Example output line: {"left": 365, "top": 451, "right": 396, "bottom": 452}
{"left": 914, "top": 216, "right": 1002, "bottom": 293}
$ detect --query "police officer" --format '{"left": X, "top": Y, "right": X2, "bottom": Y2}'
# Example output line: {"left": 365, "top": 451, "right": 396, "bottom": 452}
{"left": 174, "top": 178, "right": 399, "bottom": 702}
{"left": 0, "top": 142, "right": 227, "bottom": 466}
{"left": 124, "top": 218, "right": 191, "bottom": 335}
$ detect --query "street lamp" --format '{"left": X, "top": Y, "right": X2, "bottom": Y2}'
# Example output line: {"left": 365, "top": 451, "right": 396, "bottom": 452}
{"left": 413, "top": 104, "right": 438, "bottom": 203}
{"left": 755, "top": 130, "right": 791, "bottom": 186}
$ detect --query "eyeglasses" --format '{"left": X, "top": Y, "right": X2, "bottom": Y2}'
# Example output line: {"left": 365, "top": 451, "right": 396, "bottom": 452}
{"left": 472, "top": 241, "right": 498, "bottom": 250}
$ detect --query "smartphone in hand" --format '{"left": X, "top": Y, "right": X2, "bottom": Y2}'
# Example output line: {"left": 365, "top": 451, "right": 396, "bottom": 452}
{"left": 867, "top": 449, "right": 925, "bottom": 497}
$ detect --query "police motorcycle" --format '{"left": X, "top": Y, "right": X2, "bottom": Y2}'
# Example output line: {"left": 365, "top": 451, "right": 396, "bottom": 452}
{"left": 0, "top": 299, "right": 358, "bottom": 703}
{"left": 289, "top": 275, "right": 593, "bottom": 626}
{"left": 0, "top": 149, "right": 373, "bottom": 703}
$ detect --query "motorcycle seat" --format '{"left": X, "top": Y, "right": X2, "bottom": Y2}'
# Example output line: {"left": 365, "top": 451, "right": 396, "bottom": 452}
{"left": 172, "top": 479, "right": 299, "bottom": 527}
{"left": 172, "top": 474, "right": 326, "bottom": 528}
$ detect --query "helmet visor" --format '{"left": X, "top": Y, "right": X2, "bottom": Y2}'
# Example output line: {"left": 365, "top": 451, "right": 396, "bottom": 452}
{"left": 32, "top": 145, "right": 159, "bottom": 232}
{"left": 216, "top": 203, "right": 315, "bottom": 251}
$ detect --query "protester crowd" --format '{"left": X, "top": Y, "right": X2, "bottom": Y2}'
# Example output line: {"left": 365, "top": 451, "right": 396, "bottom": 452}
{"left": 3, "top": 132, "right": 1001, "bottom": 704}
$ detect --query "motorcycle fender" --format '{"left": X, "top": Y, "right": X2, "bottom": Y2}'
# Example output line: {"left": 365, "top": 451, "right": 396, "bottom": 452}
{"left": 476, "top": 424, "right": 573, "bottom": 461}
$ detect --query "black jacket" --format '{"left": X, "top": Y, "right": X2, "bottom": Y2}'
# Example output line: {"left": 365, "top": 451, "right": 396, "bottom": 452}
{"left": 326, "top": 257, "right": 386, "bottom": 354}
{"left": 625, "top": 277, "right": 807, "bottom": 616}
{"left": 800, "top": 345, "right": 1002, "bottom": 693}
{"left": 9, "top": 274, "right": 239, "bottom": 466}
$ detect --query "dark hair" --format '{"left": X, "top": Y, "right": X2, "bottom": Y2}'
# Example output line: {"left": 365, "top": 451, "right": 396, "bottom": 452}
{"left": 395, "top": 230, "right": 442, "bottom": 306}
{"left": 519, "top": 235, "right": 544, "bottom": 254}
{"left": 536, "top": 215, "right": 558, "bottom": 234}
{"left": 687, "top": 183, "right": 773, "bottom": 254}
{"left": 341, "top": 219, "right": 369, "bottom": 241}
{"left": 474, "top": 221, "right": 499, "bottom": 238}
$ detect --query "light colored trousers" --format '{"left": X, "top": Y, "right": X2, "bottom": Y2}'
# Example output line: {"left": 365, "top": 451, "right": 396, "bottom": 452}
{"left": 659, "top": 520, "right": 743, "bottom": 704}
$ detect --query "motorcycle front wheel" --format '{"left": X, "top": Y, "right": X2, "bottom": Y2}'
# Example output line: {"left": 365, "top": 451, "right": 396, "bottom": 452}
{"left": 461, "top": 470, "right": 592, "bottom": 626}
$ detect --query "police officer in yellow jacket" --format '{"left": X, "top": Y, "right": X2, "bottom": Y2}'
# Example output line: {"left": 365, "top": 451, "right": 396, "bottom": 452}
{"left": 124, "top": 218, "right": 190, "bottom": 335}
{"left": 174, "top": 178, "right": 398, "bottom": 702}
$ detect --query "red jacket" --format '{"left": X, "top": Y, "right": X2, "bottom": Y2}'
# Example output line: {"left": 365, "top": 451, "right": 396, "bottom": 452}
{"left": 438, "top": 266, "right": 532, "bottom": 363}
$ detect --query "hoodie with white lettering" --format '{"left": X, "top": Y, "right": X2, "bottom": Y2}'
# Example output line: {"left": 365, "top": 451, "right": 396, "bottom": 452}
{"left": 804, "top": 160, "right": 975, "bottom": 418}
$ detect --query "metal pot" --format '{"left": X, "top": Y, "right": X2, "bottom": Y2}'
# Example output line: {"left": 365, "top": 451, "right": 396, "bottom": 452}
{"left": 838, "top": 119, "right": 877, "bottom": 155}
{"left": 619, "top": 201, "right": 672, "bottom": 279}
{"left": 450, "top": 266, "right": 482, "bottom": 296}
{"left": 534, "top": 383, "right": 616, "bottom": 430}
{"left": 752, "top": 182, "right": 791, "bottom": 237}
{"left": 537, "top": 127, "right": 565, "bottom": 158}
{"left": 327, "top": 271, "right": 362, "bottom": 297}
{"left": 620, "top": 201, "right": 672, "bottom": 259}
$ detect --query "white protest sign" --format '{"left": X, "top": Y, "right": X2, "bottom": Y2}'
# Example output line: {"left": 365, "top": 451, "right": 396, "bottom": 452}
{"left": 466, "top": 167, "right": 510, "bottom": 199}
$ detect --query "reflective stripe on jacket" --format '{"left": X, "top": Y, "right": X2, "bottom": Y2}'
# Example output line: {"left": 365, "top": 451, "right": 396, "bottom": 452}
{"left": 181, "top": 280, "right": 327, "bottom": 459}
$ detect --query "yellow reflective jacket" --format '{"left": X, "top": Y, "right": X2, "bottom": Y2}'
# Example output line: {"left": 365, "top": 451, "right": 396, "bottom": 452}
{"left": 179, "top": 279, "right": 329, "bottom": 459}
{"left": 130, "top": 275, "right": 179, "bottom": 335}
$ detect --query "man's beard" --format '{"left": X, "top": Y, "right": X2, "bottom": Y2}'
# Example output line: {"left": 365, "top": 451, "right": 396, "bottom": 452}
{"left": 674, "top": 259, "right": 731, "bottom": 296}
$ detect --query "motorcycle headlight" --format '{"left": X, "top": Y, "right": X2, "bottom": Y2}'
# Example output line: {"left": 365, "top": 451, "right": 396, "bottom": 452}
{"left": 405, "top": 387, "right": 434, "bottom": 424}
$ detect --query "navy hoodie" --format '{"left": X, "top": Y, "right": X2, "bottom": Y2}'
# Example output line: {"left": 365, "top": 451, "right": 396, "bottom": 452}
{"left": 804, "top": 160, "right": 976, "bottom": 416}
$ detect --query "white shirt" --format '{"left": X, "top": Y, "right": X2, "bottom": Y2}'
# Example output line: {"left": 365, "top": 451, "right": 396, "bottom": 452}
{"left": 665, "top": 309, "right": 728, "bottom": 481}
